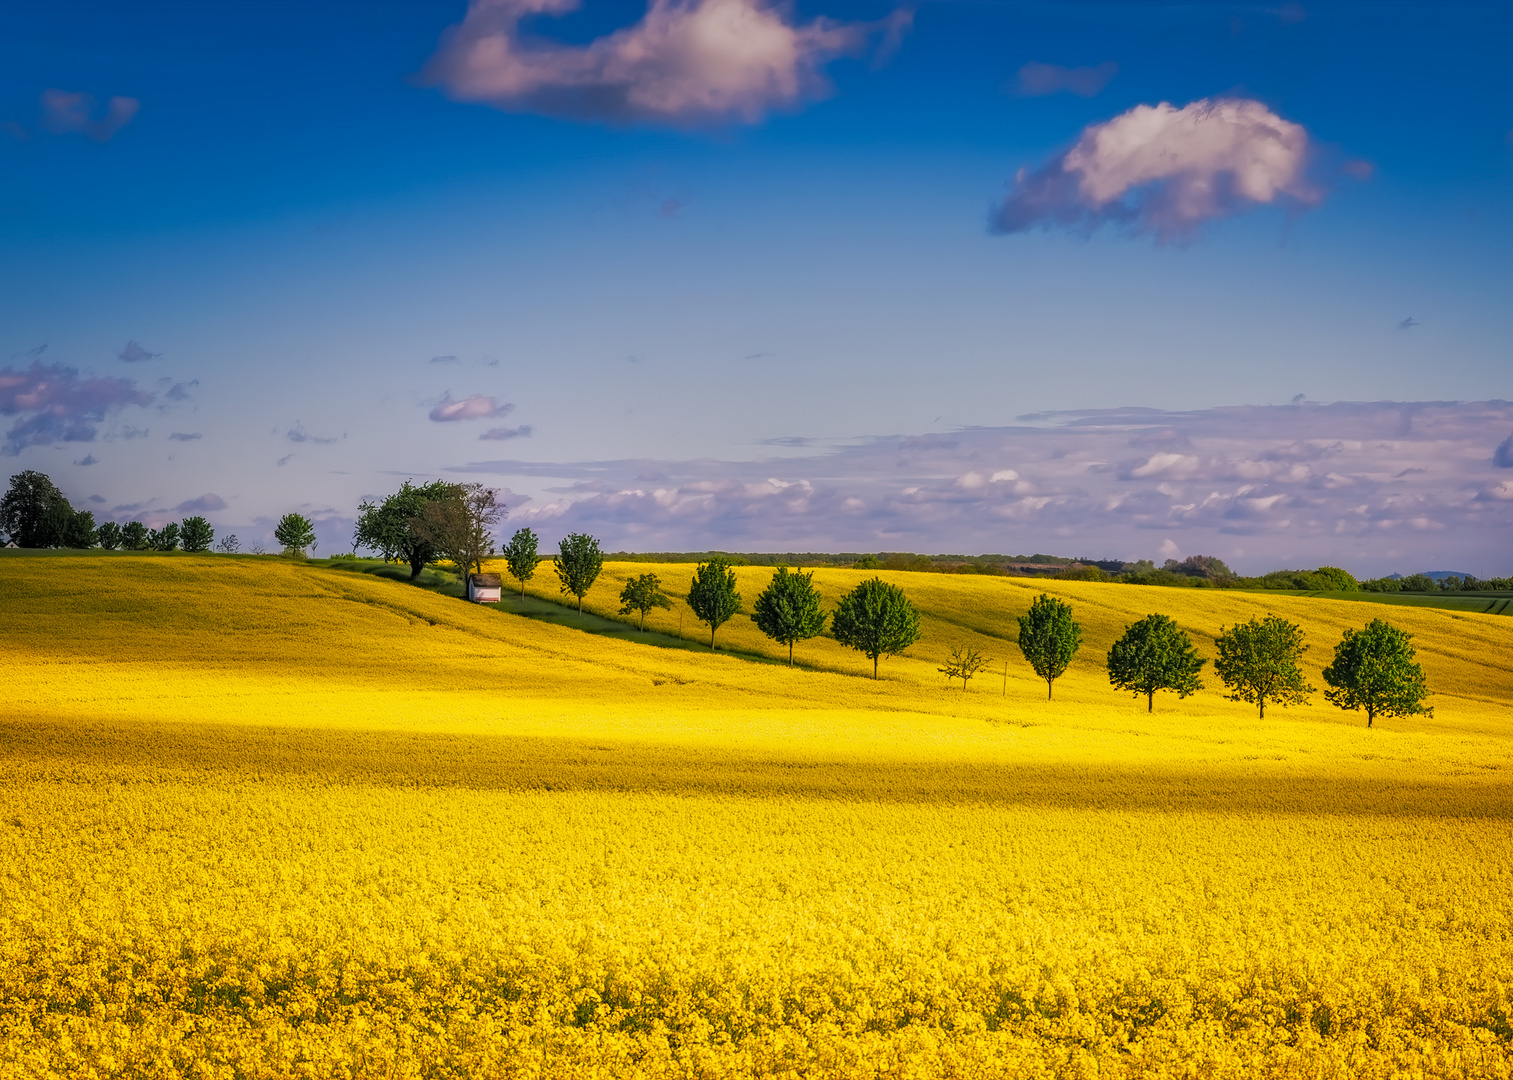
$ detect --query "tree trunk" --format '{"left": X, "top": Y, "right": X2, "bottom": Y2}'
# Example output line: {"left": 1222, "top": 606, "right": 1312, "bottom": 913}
{"left": 710, "top": 624, "right": 716, "bottom": 649}
{"left": 788, "top": 641, "right": 794, "bottom": 667}
{"left": 1259, "top": 698, "right": 1265, "bottom": 720}
{"left": 639, "top": 611, "right": 646, "bottom": 632}
{"left": 1047, "top": 678, "right": 1053, "bottom": 701}
{"left": 873, "top": 654, "right": 879, "bottom": 680}
{"left": 1147, "top": 690, "right": 1154, "bottom": 713}
{"left": 1367, "top": 708, "right": 1374, "bottom": 729}
{"left": 409, "top": 555, "right": 424, "bottom": 580}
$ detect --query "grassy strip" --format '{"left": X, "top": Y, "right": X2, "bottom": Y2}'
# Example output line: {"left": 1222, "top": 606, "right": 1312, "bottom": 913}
{"left": 324, "top": 557, "right": 794, "bottom": 665}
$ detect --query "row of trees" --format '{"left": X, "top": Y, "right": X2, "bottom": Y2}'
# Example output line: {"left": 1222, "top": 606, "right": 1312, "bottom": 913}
{"left": 1007, "top": 593, "right": 1431, "bottom": 726}
{"left": 0, "top": 471, "right": 236, "bottom": 552}
{"left": 496, "top": 528, "right": 922, "bottom": 678}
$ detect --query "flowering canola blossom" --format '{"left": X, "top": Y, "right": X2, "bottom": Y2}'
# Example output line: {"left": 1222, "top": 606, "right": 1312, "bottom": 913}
{"left": 2, "top": 554, "right": 1511, "bottom": 1078}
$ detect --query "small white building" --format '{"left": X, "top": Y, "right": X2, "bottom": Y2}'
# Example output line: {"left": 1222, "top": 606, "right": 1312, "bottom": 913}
{"left": 467, "top": 572, "right": 502, "bottom": 603}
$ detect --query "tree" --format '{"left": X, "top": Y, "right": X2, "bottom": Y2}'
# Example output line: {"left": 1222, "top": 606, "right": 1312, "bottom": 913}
{"left": 1106, "top": 614, "right": 1207, "bottom": 712}
{"left": 832, "top": 577, "right": 921, "bottom": 679}
{"left": 752, "top": 566, "right": 829, "bottom": 666}
{"left": 939, "top": 644, "right": 990, "bottom": 691}
{"left": 619, "top": 572, "right": 672, "bottom": 631}
{"left": 501, "top": 527, "right": 540, "bottom": 598}
{"left": 554, "top": 533, "right": 603, "bottom": 613}
{"left": 1311, "top": 566, "right": 1359, "bottom": 592}
{"left": 1016, "top": 594, "right": 1082, "bottom": 700}
{"left": 96, "top": 520, "right": 123, "bottom": 550}
{"left": 1322, "top": 618, "right": 1433, "bottom": 728}
{"left": 120, "top": 521, "right": 150, "bottom": 551}
{"left": 354, "top": 480, "right": 456, "bottom": 579}
{"left": 686, "top": 558, "right": 743, "bottom": 648}
{"left": 150, "top": 522, "right": 181, "bottom": 552}
{"left": 60, "top": 508, "right": 96, "bottom": 549}
{"left": 215, "top": 534, "right": 241, "bottom": 554}
{"left": 180, "top": 516, "right": 214, "bottom": 553}
{"left": 1, "top": 470, "right": 67, "bottom": 547}
{"left": 411, "top": 483, "right": 504, "bottom": 579}
{"left": 1214, "top": 614, "right": 1314, "bottom": 719}
{"left": 274, "top": 513, "right": 316, "bottom": 557}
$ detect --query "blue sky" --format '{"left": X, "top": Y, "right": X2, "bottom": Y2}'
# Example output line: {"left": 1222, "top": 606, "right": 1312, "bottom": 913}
{"left": 2, "top": 1, "right": 1510, "bottom": 573}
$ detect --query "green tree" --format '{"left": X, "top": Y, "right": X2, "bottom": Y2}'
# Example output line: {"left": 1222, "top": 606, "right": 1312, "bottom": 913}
{"left": 150, "top": 522, "right": 181, "bottom": 552}
{"left": 1016, "top": 593, "right": 1082, "bottom": 700}
{"left": 1311, "top": 566, "right": 1360, "bottom": 592}
{"left": 274, "top": 513, "right": 316, "bottom": 557}
{"left": 354, "top": 480, "right": 456, "bottom": 579}
{"left": 1106, "top": 613, "right": 1207, "bottom": 712}
{"left": 751, "top": 566, "right": 828, "bottom": 665}
{"left": 120, "top": 521, "right": 149, "bottom": 551}
{"left": 411, "top": 483, "right": 503, "bottom": 578}
{"left": 180, "top": 516, "right": 214, "bottom": 553}
{"left": 619, "top": 572, "right": 672, "bottom": 631}
{"left": 1322, "top": 618, "right": 1433, "bottom": 728}
{"left": 554, "top": 533, "right": 603, "bottom": 613}
{"left": 501, "top": 527, "right": 540, "bottom": 598}
{"left": 59, "top": 508, "right": 95, "bottom": 548}
{"left": 1214, "top": 614, "right": 1315, "bottom": 719}
{"left": 95, "top": 520, "right": 123, "bottom": 550}
{"left": 687, "top": 558, "right": 743, "bottom": 648}
{"left": 832, "top": 577, "right": 921, "bottom": 679}
{"left": 1, "top": 470, "right": 68, "bottom": 547}
{"left": 939, "top": 644, "right": 990, "bottom": 691}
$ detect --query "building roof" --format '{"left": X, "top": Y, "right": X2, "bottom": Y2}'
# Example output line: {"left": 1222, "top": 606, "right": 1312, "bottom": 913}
{"left": 469, "top": 573, "right": 502, "bottom": 587}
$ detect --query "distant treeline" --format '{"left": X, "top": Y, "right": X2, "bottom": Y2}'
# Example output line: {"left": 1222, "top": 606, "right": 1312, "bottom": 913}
{"left": 607, "top": 551, "right": 1090, "bottom": 575}
{"left": 8, "top": 468, "right": 1507, "bottom": 593}
{"left": 609, "top": 550, "right": 1513, "bottom": 594}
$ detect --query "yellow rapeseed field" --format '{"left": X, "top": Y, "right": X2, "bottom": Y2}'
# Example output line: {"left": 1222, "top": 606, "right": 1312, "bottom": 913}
{"left": 3, "top": 552, "right": 1512, "bottom": 1078}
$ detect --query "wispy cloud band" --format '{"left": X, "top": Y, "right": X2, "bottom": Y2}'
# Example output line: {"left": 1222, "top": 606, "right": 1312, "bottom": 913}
{"left": 451, "top": 400, "right": 1513, "bottom": 575}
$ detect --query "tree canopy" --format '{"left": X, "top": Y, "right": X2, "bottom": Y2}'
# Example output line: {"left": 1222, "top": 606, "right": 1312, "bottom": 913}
{"left": 274, "top": 513, "right": 316, "bottom": 557}
{"left": 687, "top": 558, "right": 743, "bottom": 648}
{"left": 120, "top": 521, "right": 149, "bottom": 551}
{"left": 1016, "top": 594, "right": 1082, "bottom": 700}
{"left": 180, "top": 516, "right": 214, "bottom": 554}
{"left": 619, "top": 572, "right": 672, "bottom": 631}
{"left": 1106, "top": 613, "right": 1206, "bottom": 712}
{"left": 411, "top": 483, "right": 503, "bottom": 579}
{"left": 1, "top": 471, "right": 70, "bottom": 548}
{"left": 554, "top": 533, "right": 603, "bottom": 613}
{"left": 150, "top": 523, "right": 180, "bottom": 552}
{"left": 1214, "top": 614, "right": 1314, "bottom": 719}
{"left": 501, "top": 527, "right": 540, "bottom": 598}
{"left": 832, "top": 577, "right": 921, "bottom": 679}
{"left": 939, "top": 644, "right": 990, "bottom": 691}
{"left": 1322, "top": 618, "right": 1433, "bottom": 727}
{"left": 95, "top": 520, "right": 122, "bottom": 550}
{"left": 354, "top": 480, "right": 456, "bottom": 579}
{"left": 751, "top": 566, "right": 828, "bottom": 665}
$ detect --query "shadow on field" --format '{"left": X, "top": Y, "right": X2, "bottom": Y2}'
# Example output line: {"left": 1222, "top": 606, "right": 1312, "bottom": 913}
{"left": 326, "top": 559, "right": 795, "bottom": 664}
{"left": 4, "top": 718, "right": 1509, "bottom": 819}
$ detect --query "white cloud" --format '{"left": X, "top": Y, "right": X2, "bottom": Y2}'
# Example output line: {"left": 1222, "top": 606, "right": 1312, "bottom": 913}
{"left": 423, "top": 0, "right": 907, "bottom": 125}
{"left": 993, "top": 97, "right": 1319, "bottom": 243}
{"left": 429, "top": 394, "right": 512, "bottom": 422}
